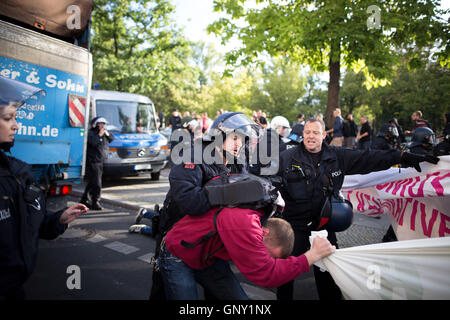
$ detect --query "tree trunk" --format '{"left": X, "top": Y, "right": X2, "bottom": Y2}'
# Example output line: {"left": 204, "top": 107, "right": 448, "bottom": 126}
{"left": 326, "top": 42, "right": 341, "bottom": 129}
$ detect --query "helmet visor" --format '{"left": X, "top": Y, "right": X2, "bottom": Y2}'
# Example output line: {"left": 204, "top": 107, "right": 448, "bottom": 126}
{"left": 426, "top": 133, "right": 436, "bottom": 145}
{"left": 0, "top": 76, "right": 46, "bottom": 108}
{"left": 389, "top": 126, "right": 399, "bottom": 138}
{"left": 217, "top": 113, "right": 262, "bottom": 140}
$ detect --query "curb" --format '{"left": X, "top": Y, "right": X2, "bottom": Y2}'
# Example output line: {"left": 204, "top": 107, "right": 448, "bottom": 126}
{"left": 71, "top": 189, "right": 143, "bottom": 212}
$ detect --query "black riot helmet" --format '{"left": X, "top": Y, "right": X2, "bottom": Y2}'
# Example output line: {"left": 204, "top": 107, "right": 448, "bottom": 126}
{"left": 203, "top": 112, "right": 261, "bottom": 142}
{"left": 317, "top": 193, "right": 354, "bottom": 232}
{"left": 410, "top": 127, "right": 436, "bottom": 148}
{"left": 203, "top": 112, "right": 262, "bottom": 160}
{"left": 377, "top": 123, "right": 399, "bottom": 139}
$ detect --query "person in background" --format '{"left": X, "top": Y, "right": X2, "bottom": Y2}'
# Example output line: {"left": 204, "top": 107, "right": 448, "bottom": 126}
{"left": 80, "top": 116, "right": 114, "bottom": 210}
{"left": 326, "top": 108, "right": 344, "bottom": 147}
{"left": 371, "top": 123, "right": 399, "bottom": 151}
{"left": 434, "top": 112, "right": 450, "bottom": 156}
{"left": 168, "top": 109, "right": 182, "bottom": 131}
{"left": 356, "top": 116, "right": 372, "bottom": 150}
{"left": 0, "top": 76, "right": 88, "bottom": 300}
{"left": 389, "top": 118, "right": 406, "bottom": 144}
{"left": 405, "top": 110, "right": 431, "bottom": 135}
{"left": 406, "top": 127, "right": 436, "bottom": 156}
{"left": 158, "top": 111, "right": 165, "bottom": 129}
{"left": 291, "top": 113, "right": 305, "bottom": 138}
{"left": 257, "top": 109, "right": 268, "bottom": 129}
{"left": 343, "top": 113, "right": 358, "bottom": 148}
{"left": 200, "top": 112, "right": 212, "bottom": 135}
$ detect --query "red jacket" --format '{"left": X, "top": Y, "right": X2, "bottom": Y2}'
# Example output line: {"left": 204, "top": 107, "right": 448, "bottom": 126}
{"left": 165, "top": 207, "right": 310, "bottom": 289}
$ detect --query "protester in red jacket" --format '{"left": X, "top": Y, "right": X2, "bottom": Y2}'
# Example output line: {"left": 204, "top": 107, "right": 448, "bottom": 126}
{"left": 160, "top": 206, "right": 335, "bottom": 300}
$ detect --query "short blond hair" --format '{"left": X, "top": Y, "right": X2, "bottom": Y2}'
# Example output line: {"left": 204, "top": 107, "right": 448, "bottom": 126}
{"left": 263, "top": 218, "right": 294, "bottom": 258}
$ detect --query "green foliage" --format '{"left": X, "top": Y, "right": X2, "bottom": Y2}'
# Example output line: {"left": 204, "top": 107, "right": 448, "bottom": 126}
{"left": 91, "top": 0, "right": 194, "bottom": 112}
{"left": 208, "top": 0, "right": 449, "bottom": 123}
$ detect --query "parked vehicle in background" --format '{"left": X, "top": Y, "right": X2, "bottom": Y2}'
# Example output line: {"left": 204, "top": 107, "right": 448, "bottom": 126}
{"left": 90, "top": 90, "right": 168, "bottom": 180}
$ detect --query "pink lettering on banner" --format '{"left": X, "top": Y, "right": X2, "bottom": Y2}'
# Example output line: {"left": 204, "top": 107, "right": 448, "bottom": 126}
{"left": 410, "top": 200, "right": 419, "bottom": 232}
{"left": 393, "top": 198, "right": 413, "bottom": 226}
{"left": 420, "top": 206, "right": 438, "bottom": 238}
{"left": 408, "top": 172, "right": 440, "bottom": 198}
{"left": 355, "top": 191, "right": 366, "bottom": 212}
{"left": 375, "top": 171, "right": 448, "bottom": 198}
{"left": 431, "top": 172, "right": 450, "bottom": 196}
{"left": 439, "top": 213, "right": 450, "bottom": 237}
{"left": 400, "top": 178, "right": 413, "bottom": 197}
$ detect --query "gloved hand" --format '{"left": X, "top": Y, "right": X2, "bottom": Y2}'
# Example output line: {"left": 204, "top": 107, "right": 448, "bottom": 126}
{"left": 400, "top": 152, "right": 440, "bottom": 172}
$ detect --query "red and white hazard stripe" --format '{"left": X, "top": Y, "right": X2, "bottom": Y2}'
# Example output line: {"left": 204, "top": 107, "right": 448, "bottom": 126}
{"left": 68, "top": 94, "right": 86, "bottom": 127}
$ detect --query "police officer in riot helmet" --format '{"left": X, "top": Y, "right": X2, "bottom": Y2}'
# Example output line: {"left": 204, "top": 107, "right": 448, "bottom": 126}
{"left": 150, "top": 112, "right": 261, "bottom": 300}
{"left": 286, "top": 122, "right": 304, "bottom": 150}
{"left": 276, "top": 117, "right": 439, "bottom": 301}
{"left": 269, "top": 116, "right": 291, "bottom": 153}
{"left": 0, "top": 77, "right": 88, "bottom": 300}
{"left": 371, "top": 123, "right": 400, "bottom": 150}
{"left": 407, "top": 127, "right": 436, "bottom": 155}
{"left": 389, "top": 118, "right": 406, "bottom": 143}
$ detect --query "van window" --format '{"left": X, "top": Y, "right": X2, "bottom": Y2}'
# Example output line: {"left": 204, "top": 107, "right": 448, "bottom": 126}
{"left": 95, "top": 100, "right": 157, "bottom": 133}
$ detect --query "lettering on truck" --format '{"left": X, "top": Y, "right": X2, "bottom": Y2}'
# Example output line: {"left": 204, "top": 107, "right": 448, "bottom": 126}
{"left": 0, "top": 69, "right": 85, "bottom": 94}
{"left": 17, "top": 123, "right": 59, "bottom": 137}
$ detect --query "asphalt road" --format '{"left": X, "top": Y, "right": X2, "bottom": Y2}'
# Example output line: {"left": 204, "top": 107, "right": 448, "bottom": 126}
{"left": 24, "top": 168, "right": 392, "bottom": 301}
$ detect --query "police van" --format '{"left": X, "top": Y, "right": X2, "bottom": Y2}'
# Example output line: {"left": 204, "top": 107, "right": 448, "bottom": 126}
{"left": 90, "top": 90, "right": 168, "bottom": 180}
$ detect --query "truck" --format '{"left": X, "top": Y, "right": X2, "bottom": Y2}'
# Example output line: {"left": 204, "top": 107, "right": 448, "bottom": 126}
{"left": 90, "top": 90, "right": 169, "bottom": 181}
{"left": 0, "top": 1, "right": 93, "bottom": 194}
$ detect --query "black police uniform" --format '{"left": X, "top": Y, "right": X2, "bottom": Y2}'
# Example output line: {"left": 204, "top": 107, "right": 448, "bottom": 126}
{"left": 249, "top": 128, "right": 287, "bottom": 176}
{"left": 276, "top": 142, "right": 402, "bottom": 300}
{"left": 371, "top": 135, "right": 395, "bottom": 150}
{"left": 159, "top": 141, "right": 246, "bottom": 233}
{"left": 0, "top": 150, "right": 67, "bottom": 299}
{"left": 150, "top": 141, "right": 246, "bottom": 300}
{"left": 81, "top": 126, "right": 114, "bottom": 207}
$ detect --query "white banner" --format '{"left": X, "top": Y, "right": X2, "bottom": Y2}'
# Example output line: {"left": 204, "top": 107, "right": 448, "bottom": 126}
{"left": 313, "top": 234, "right": 450, "bottom": 300}
{"left": 342, "top": 156, "right": 450, "bottom": 240}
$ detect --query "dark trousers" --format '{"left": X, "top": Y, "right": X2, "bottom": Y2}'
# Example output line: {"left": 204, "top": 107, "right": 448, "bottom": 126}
{"left": 276, "top": 228, "right": 342, "bottom": 300}
{"left": 82, "top": 162, "right": 103, "bottom": 203}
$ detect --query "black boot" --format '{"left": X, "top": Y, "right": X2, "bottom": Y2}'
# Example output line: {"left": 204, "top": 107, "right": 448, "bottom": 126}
{"left": 90, "top": 201, "right": 103, "bottom": 211}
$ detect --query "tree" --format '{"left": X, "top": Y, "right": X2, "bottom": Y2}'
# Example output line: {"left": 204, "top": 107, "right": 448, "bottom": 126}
{"left": 208, "top": 0, "right": 449, "bottom": 128}
{"left": 247, "top": 56, "right": 307, "bottom": 121}
{"left": 369, "top": 60, "right": 450, "bottom": 133}
{"left": 91, "top": 0, "right": 194, "bottom": 112}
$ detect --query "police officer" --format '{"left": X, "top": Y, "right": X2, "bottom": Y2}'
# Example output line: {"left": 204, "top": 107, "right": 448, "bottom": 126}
{"left": 286, "top": 123, "right": 304, "bottom": 149}
{"left": 80, "top": 116, "right": 114, "bottom": 210}
{"left": 0, "top": 77, "right": 87, "bottom": 300}
{"left": 150, "top": 112, "right": 261, "bottom": 299}
{"left": 276, "top": 117, "right": 439, "bottom": 300}
{"left": 371, "top": 122, "right": 400, "bottom": 150}
{"left": 406, "top": 127, "right": 436, "bottom": 155}
{"left": 269, "top": 116, "right": 291, "bottom": 153}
